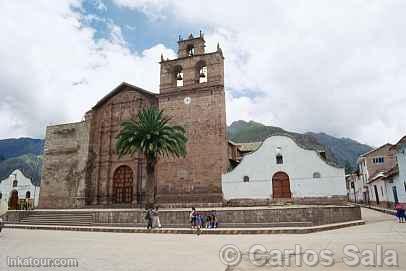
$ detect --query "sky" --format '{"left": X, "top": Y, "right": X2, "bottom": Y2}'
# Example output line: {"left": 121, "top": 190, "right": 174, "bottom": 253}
{"left": 1, "top": 0, "right": 406, "bottom": 147}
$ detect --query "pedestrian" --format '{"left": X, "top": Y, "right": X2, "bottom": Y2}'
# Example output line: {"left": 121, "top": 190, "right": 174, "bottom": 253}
{"left": 395, "top": 203, "right": 405, "bottom": 223}
{"left": 190, "top": 207, "right": 197, "bottom": 229}
{"left": 145, "top": 207, "right": 153, "bottom": 229}
{"left": 152, "top": 206, "right": 162, "bottom": 228}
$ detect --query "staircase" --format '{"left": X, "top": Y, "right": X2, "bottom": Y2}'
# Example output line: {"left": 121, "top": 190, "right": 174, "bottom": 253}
{"left": 18, "top": 212, "right": 94, "bottom": 226}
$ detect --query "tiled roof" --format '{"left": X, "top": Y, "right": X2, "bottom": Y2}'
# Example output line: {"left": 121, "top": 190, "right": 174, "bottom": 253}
{"left": 238, "top": 142, "right": 262, "bottom": 152}
{"left": 359, "top": 143, "right": 393, "bottom": 158}
{"left": 390, "top": 135, "right": 406, "bottom": 150}
{"left": 368, "top": 165, "right": 399, "bottom": 184}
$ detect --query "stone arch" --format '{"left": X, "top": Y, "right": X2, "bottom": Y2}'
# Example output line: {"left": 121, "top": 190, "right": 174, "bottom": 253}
{"left": 272, "top": 171, "right": 291, "bottom": 199}
{"left": 112, "top": 165, "right": 134, "bottom": 204}
{"left": 195, "top": 60, "right": 207, "bottom": 83}
{"left": 174, "top": 65, "right": 183, "bottom": 87}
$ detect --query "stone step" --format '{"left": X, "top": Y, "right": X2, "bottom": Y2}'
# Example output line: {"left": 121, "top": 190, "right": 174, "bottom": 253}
{"left": 26, "top": 214, "right": 93, "bottom": 218}
{"left": 17, "top": 221, "right": 92, "bottom": 226}
{"left": 21, "top": 218, "right": 92, "bottom": 222}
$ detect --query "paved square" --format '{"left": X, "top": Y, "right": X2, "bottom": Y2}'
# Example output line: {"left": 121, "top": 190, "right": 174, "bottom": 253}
{"left": 1, "top": 208, "right": 405, "bottom": 271}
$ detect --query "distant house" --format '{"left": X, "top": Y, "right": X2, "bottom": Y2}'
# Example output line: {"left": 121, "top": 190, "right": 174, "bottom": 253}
{"left": 0, "top": 169, "right": 40, "bottom": 209}
{"left": 222, "top": 134, "right": 346, "bottom": 203}
{"left": 346, "top": 173, "right": 363, "bottom": 203}
{"left": 348, "top": 137, "right": 406, "bottom": 208}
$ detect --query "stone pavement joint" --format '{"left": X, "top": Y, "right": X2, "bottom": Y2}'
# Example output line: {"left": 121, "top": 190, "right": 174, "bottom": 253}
{"left": 4, "top": 220, "right": 365, "bottom": 234}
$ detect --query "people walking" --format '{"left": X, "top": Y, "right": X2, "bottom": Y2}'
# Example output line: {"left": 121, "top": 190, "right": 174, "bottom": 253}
{"left": 190, "top": 207, "right": 197, "bottom": 229}
{"left": 152, "top": 206, "right": 162, "bottom": 228}
{"left": 395, "top": 203, "right": 405, "bottom": 223}
{"left": 145, "top": 207, "right": 153, "bottom": 229}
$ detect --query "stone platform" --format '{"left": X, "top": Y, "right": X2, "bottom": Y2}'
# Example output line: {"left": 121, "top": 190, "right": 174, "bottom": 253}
{"left": 3, "top": 205, "right": 362, "bottom": 228}
{"left": 4, "top": 220, "right": 365, "bottom": 234}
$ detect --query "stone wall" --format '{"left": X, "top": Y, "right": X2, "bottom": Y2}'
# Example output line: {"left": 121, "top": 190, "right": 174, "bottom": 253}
{"left": 4, "top": 205, "right": 362, "bottom": 228}
{"left": 157, "top": 36, "right": 227, "bottom": 204}
{"left": 86, "top": 85, "right": 156, "bottom": 206}
{"left": 38, "top": 121, "right": 90, "bottom": 209}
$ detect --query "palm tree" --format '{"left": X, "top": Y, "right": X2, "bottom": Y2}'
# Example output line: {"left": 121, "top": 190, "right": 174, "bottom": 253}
{"left": 116, "top": 107, "right": 187, "bottom": 207}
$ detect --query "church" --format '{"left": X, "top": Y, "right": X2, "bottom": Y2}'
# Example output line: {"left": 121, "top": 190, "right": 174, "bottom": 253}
{"left": 222, "top": 135, "right": 347, "bottom": 203}
{"left": 39, "top": 33, "right": 228, "bottom": 208}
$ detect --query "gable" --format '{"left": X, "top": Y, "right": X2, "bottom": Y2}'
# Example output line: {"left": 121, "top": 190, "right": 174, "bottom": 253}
{"left": 92, "top": 82, "right": 157, "bottom": 110}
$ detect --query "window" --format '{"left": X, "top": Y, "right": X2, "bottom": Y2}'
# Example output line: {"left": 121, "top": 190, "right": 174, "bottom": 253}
{"left": 174, "top": 66, "right": 183, "bottom": 87}
{"left": 404, "top": 182, "right": 406, "bottom": 192}
{"left": 199, "top": 66, "right": 207, "bottom": 83}
{"left": 187, "top": 44, "right": 195, "bottom": 56}
{"left": 276, "top": 154, "right": 283, "bottom": 164}
{"left": 243, "top": 176, "right": 249, "bottom": 182}
{"left": 26, "top": 191, "right": 31, "bottom": 199}
{"left": 313, "top": 172, "right": 321, "bottom": 179}
{"left": 0, "top": 192, "right": 2, "bottom": 200}
{"left": 381, "top": 186, "right": 384, "bottom": 197}
{"left": 13, "top": 180, "right": 18, "bottom": 187}
{"left": 372, "top": 157, "right": 384, "bottom": 164}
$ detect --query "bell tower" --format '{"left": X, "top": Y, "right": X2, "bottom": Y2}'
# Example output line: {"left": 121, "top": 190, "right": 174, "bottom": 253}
{"left": 156, "top": 32, "right": 227, "bottom": 204}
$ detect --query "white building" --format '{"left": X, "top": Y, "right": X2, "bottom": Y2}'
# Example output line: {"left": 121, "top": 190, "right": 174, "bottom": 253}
{"left": 222, "top": 135, "right": 346, "bottom": 201}
{"left": 0, "top": 169, "right": 40, "bottom": 209}
{"left": 388, "top": 136, "right": 406, "bottom": 204}
{"left": 346, "top": 173, "right": 365, "bottom": 203}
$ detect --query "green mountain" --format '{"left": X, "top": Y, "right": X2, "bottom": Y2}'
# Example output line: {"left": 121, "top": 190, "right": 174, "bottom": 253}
{"left": 0, "top": 138, "right": 44, "bottom": 159}
{"left": 0, "top": 138, "right": 44, "bottom": 186}
{"left": 228, "top": 120, "right": 372, "bottom": 171}
{"left": 0, "top": 122, "right": 372, "bottom": 185}
{"left": 0, "top": 154, "right": 42, "bottom": 186}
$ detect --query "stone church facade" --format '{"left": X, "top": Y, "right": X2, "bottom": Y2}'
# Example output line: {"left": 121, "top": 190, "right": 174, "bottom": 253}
{"left": 39, "top": 33, "right": 228, "bottom": 208}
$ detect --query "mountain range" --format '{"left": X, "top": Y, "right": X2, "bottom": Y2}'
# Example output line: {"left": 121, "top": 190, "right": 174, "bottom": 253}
{"left": 228, "top": 120, "right": 373, "bottom": 171}
{"left": 0, "top": 121, "right": 373, "bottom": 185}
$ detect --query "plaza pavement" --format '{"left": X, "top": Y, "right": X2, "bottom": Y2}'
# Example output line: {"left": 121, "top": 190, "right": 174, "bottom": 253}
{"left": 0, "top": 208, "right": 405, "bottom": 271}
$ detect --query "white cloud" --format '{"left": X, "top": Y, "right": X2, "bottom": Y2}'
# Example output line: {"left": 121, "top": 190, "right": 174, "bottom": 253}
{"left": 113, "top": 0, "right": 406, "bottom": 146}
{"left": 2, "top": 0, "right": 406, "bottom": 147}
{"left": 0, "top": 0, "right": 175, "bottom": 139}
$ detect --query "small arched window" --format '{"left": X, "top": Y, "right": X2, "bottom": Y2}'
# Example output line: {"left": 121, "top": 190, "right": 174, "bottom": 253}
{"left": 26, "top": 191, "right": 31, "bottom": 199}
{"left": 276, "top": 154, "right": 283, "bottom": 164}
{"left": 199, "top": 66, "right": 207, "bottom": 83}
{"left": 196, "top": 60, "right": 207, "bottom": 84}
{"left": 313, "top": 172, "right": 321, "bottom": 179}
{"left": 13, "top": 180, "right": 18, "bottom": 187}
{"left": 174, "top": 65, "right": 183, "bottom": 87}
{"left": 243, "top": 176, "right": 250, "bottom": 182}
{"left": 187, "top": 44, "right": 195, "bottom": 56}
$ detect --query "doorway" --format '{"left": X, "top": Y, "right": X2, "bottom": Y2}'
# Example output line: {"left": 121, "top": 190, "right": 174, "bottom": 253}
{"left": 272, "top": 172, "right": 291, "bottom": 199}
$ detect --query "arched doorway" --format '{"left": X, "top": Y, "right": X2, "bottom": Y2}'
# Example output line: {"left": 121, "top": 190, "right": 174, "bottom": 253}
{"left": 9, "top": 190, "right": 19, "bottom": 209}
{"left": 112, "top": 166, "right": 134, "bottom": 204}
{"left": 272, "top": 172, "right": 291, "bottom": 199}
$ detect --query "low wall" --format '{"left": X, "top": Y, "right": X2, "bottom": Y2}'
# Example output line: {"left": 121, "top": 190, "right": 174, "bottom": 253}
{"left": 3, "top": 205, "right": 362, "bottom": 228}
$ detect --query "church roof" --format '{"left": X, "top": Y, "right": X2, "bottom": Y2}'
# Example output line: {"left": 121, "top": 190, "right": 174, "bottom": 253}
{"left": 238, "top": 142, "right": 262, "bottom": 152}
{"left": 240, "top": 133, "right": 343, "bottom": 168}
{"left": 92, "top": 82, "right": 157, "bottom": 110}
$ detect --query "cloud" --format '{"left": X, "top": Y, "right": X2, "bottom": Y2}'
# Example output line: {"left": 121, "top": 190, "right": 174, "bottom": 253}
{"left": 2, "top": 0, "right": 406, "bottom": 147}
{"left": 0, "top": 0, "right": 175, "bottom": 139}
{"left": 112, "top": 0, "right": 406, "bottom": 146}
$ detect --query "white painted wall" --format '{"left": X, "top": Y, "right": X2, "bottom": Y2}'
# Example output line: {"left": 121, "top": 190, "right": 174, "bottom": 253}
{"left": 0, "top": 169, "right": 40, "bottom": 207}
{"left": 222, "top": 135, "right": 346, "bottom": 200}
{"left": 393, "top": 145, "right": 406, "bottom": 203}
{"left": 347, "top": 174, "right": 366, "bottom": 203}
